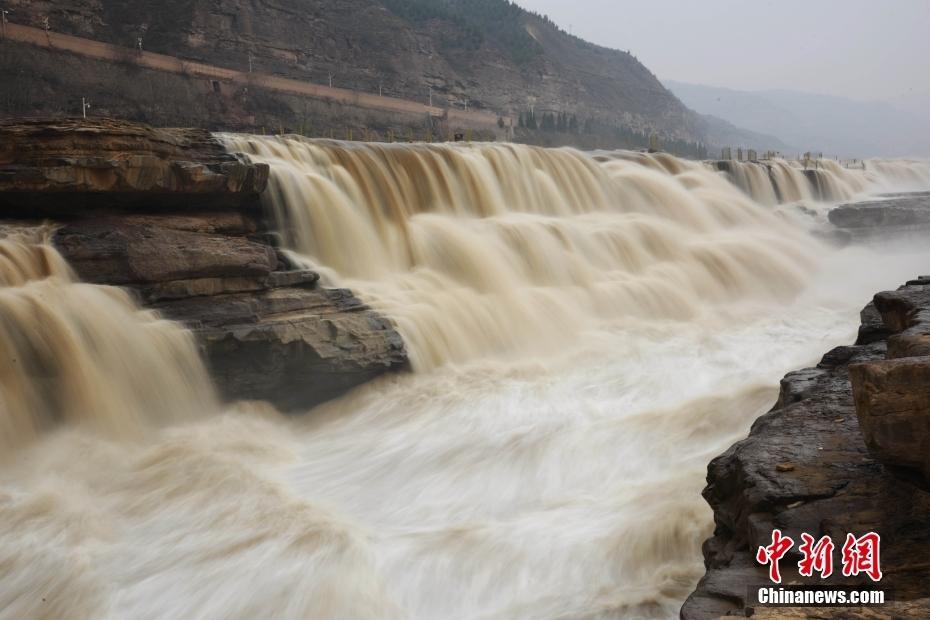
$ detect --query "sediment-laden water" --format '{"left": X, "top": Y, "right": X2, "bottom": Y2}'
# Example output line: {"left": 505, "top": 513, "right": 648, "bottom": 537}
{"left": 2, "top": 143, "right": 930, "bottom": 619}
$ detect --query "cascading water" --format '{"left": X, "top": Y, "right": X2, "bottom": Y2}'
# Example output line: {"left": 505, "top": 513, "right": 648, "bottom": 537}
{"left": 712, "top": 157, "right": 930, "bottom": 205}
{"left": 3, "top": 140, "right": 930, "bottom": 620}
{"left": 0, "top": 227, "right": 215, "bottom": 451}
{"left": 221, "top": 137, "right": 823, "bottom": 369}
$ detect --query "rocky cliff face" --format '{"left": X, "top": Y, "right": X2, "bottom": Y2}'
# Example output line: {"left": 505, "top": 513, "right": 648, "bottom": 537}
{"left": 2, "top": 0, "right": 702, "bottom": 143}
{"left": 0, "top": 118, "right": 407, "bottom": 411}
{"left": 682, "top": 278, "right": 930, "bottom": 619}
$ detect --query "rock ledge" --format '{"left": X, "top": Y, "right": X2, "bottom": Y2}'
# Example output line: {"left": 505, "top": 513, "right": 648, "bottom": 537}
{"left": 682, "top": 281, "right": 930, "bottom": 619}
{"left": 0, "top": 119, "right": 407, "bottom": 411}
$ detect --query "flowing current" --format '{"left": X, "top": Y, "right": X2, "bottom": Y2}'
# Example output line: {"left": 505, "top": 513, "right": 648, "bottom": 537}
{"left": 3, "top": 142, "right": 930, "bottom": 619}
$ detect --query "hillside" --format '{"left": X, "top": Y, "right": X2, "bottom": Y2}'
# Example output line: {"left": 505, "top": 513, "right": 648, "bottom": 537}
{"left": 2, "top": 0, "right": 704, "bottom": 145}
{"left": 696, "top": 114, "right": 795, "bottom": 156}
{"left": 667, "top": 80, "right": 930, "bottom": 158}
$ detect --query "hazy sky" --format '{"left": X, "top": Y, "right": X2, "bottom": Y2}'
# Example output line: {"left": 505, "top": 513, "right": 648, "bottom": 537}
{"left": 516, "top": 0, "right": 930, "bottom": 103}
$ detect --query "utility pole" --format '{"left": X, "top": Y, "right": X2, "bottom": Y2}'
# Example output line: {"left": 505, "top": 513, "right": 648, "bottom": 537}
{"left": 248, "top": 53, "right": 253, "bottom": 73}
{"left": 428, "top": 86, "right": 432, "bottom": 108}
{"left": 42, "top": 16, "right": 49, "bottom": 44}
{"left": 137, "top": 37, "right": 143, "bottom": 52}
{"left": 81, "top": 98, "right": 91, "bottom": 119}
{"left": 1, "top": 9, "right": 11, "bottom": 40}
{"left": 328, "top": 72, "right": 333, "bottom": 88}
{"left": 379, "top": 82, "right": 382, "bottom": 97}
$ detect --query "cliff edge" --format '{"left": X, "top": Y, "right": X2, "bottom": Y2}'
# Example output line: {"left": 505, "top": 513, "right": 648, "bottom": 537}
{"left": 682, "top": 278, "right": 930, "bottom": 618}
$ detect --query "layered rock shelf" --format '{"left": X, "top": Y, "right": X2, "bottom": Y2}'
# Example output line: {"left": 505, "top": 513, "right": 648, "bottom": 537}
{"left": 682, "top": 279, "right": 930, "bottom": 619}
{"left": 0, "top": 118, "right": 407, "bottom": 411}
{"left": 829, "top": 192, "right": 930, "bottom": 241}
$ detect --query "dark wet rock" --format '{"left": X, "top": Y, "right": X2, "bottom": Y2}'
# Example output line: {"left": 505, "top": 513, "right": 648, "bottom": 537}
{"left": 829, "top": 195, "right": 930, "bottom": 229}
{"left": 856, "top": 301, "right": 891, "bottom": 345}
{"left": 828, "top": 194, "right": 930, "bottom": 242}
{"left": 681, "top": 280, "right": 930, "bottom": 619}
{"left": 154, "top": 287, "right": 407, "bottom": 411}
{"left": 874, "top": 286, "right": 930, "bottom": 359}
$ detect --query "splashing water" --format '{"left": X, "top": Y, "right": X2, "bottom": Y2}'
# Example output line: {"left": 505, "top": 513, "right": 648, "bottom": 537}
{"left": 0, "top": 227, "right": 215, "bottom": 452}
{"left": 3, "top": 141, "right": 930, "bottom": 619}
{"left": 220, "top": 138, "right": 831, "bottom": 369}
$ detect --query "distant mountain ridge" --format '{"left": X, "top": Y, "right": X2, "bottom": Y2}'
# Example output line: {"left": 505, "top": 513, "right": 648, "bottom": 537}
{"left": 666, "top": 80, "right": 930, "bottom": 158}
{"left": 696, "top": 113, "right": 794, "bottom": 155}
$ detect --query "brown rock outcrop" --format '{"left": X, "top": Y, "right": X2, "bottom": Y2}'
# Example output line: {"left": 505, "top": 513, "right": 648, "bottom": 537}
{"left": 154, "top": 287, "right": 406, "bottom": 410}
{"left": 54, "top": 218, "right": 278, "bottom": 285}
{"left": 0, "top": 118, "right": 268, "bottom": 215}
{"left": 0, "top": 118, "right": 407, "bottom": 411}
{"left": 850, "top": 356, "right": 930, "bottom": 486}
{"left": 682, "top": 280, "right": 930, "bottom": 619}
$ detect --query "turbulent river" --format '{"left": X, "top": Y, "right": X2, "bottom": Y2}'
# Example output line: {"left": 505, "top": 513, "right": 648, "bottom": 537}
{"left": 3, "top": 142, "right": 930, "bottom": 619}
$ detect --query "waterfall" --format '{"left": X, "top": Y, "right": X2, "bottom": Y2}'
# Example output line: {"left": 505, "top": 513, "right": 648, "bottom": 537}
{"left": 3, "top": 138, "right": 930, "bottom": 620}
{"left": 0, "top": 227, "right": 215, "bottom": 451}
{"left": 221, "top": 137, "right": 823, "bottom": 369}
{"left": 712, "top": 157, "right": 930, "bottom": 205}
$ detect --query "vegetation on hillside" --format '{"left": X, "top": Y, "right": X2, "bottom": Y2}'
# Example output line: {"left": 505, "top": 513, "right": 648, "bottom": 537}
{"left": 517, "top": 108, "right": 708, "bottom": 159}
{"left": 381, "top": 0, "right": 542, "bottom": 65}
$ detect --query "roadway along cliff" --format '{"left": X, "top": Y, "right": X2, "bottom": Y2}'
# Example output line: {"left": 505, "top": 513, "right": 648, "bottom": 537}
{"left": 1, "top": 0, "right": 703, "bottom": 146}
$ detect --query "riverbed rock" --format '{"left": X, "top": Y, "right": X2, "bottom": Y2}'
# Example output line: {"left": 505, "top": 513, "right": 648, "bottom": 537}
{"left": 828, "top": 193, "right": 930, "bottom": 241}
{"left": 681, "top": 279, "right": 930, "bottom": 619}
{"left": 154, "top": 287, "right": 407, "bottom": 410}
